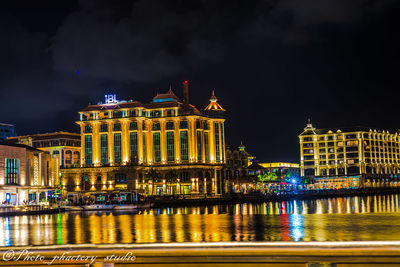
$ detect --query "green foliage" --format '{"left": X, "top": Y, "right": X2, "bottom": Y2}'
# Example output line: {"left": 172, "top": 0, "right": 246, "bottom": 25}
{"left": 257, "top": 172, "right": 280, "bottom": 183}
{"left": 165, "top": 170, "right": 179, "bottom": 183}
{"left": 145, "top": 168, "right": 161, "bottom": 183}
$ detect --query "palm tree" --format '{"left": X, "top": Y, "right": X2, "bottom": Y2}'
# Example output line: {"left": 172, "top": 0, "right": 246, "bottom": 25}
{"left": 145, "top": 168, "right": 161, "bottom": 195}
{"left": 267, "top": 172, "right": 279, "bottom": 182}
{"left": 248, "top": 174, "right": 259, "bottom": 190}
{"left": 165, "top": 170, "right": 179, "bottom": 195}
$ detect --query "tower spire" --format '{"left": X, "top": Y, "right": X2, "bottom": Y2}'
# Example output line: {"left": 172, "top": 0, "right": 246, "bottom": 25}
{"left": 238, "top": 141, "right": 246, "bottom": 151}
{"left": 182, "top": 80, "right": 189, "bottom": 104}
{"left": 205, "top": 90, "right": 225, "bottom": 111}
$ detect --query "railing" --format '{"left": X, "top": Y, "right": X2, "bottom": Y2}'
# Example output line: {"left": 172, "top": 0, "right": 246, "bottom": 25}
{"left": 0, "top": 204, "right": 59, "bottom": 215}
{"left": 2, "top": 242, "right": 400, "bottom": 266}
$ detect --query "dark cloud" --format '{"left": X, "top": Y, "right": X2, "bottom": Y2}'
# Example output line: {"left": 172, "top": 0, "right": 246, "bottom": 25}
{"left": 52, "top": 0, "right": 229, "bottom": 83}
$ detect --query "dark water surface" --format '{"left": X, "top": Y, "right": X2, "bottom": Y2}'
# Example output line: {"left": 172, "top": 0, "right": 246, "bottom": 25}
{"left": 2, "top": 194, "right": 400, "bottom": 246}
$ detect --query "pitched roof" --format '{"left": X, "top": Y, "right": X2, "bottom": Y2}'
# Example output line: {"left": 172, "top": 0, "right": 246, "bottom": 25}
{"left": 247, "top": 162, "right": 267, "bottom": 170}
{"left": 82, "top": 101, "right": 143, "bottom": 111}
{"left": 153, "top": 88, "right": 181, "bottom": 103}
{"left": 0, "top": 142, "right": 45, "bottom": 152}
{"left": 205, "top": 91, "right": 225, "bottom": 111}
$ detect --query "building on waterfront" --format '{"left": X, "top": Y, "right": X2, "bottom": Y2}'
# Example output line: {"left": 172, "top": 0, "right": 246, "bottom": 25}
{"left": 61, "top": 81, "right": 226, "bottom": 197}
{"left": 0, "top": 123, "right": 17, "bottom": 141}
{"left": 224, "top": 141, "right": 301, "bottom": 192}
{"left": 299, "top": 122, "right": 400, "bottom": 188}
{"left": 0, "top": 143, "right": 57, "bottom": 205}
{"left": 259, "top": 162, "right": 300, "bottom": 181}
{"left": 6, "top": 132, "right": 81, "bottom": 168}
{"left": 224, "top": 142, "right": 254, "bottom": 192}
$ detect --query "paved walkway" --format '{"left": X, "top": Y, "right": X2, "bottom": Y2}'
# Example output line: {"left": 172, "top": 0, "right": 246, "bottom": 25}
{"left": 1, "top": 241, "right": 400, "bottom": 266}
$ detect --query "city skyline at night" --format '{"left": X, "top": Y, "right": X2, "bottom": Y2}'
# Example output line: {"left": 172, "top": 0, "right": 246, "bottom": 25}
{"left": 1, "top": 0, "right": 400, "bottom": 163}
{"left": 2, "top": 1, "right": 400, "bottom": 266}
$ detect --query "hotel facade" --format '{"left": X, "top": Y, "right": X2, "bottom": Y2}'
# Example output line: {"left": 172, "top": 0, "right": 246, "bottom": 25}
{"left": 61, "top": 82, "right": 226, "bottom": 196}
{"left": 299, "top": 122, "right": 400, "bottom": 188}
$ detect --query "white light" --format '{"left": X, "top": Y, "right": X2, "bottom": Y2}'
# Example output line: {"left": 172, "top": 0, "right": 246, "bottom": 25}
{"left": 104, "top": 94, "right": 118, "bottom": 104}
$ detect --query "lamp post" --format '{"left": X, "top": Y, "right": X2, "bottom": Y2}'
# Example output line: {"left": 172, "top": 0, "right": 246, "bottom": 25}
{"left": 59, "top": 173, "right": 63, "bottom": 205}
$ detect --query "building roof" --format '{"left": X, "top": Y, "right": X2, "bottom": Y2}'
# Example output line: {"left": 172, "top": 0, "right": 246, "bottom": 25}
{"left": 153, "top": 88, "right": 181, "bottom": 103}
{"left": 0, "top": 123, "right": 15, "bottom": 127}
{"left": 82, "top": 101, "right": 143, "bottom": 112}
{"left": 205, "top": 91, "right": 225, "bottom": 111}
{"left": 299, "top": 123, "right": 398, "bottom": 136}
{"left": 0, "top": 142, "right": 45, "bottom": 152}
{"left": 180, "top": 103, "right": 203, "bottom": 116}
{"left": 7, "top": 131, "right": 80, "bottom": 141}
{"left": 79, "top": 83, "right": 223, "bottom": 118}
{"left": 259, "top": 162, "right": 300, "bottom": 168}
{"left": 143, "top": 102, "right": 180, "bottom": 109}
{"left": 247, "top": 162, "right": 267, "bottom": 170}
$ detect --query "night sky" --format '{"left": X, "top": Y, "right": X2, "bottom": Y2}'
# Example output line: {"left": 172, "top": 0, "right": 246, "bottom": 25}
{"left": 1, "top": 0, "right": 399, "bottom": 163}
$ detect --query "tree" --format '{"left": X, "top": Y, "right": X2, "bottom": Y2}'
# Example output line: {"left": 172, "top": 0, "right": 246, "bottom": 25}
{"left": 248, "top": 174, "right": 259, "bottom": 190}
{"left": 265, "top": 172, "right": 278, "bottom": 182}
{"left": 283, "top": 171, "right": 293, "bottom": 183}
{"left": 145, "top": 168, "right": 161, "bottom": 194}
{"left": 165, "top": 170, "right": 179, "bottom": 195}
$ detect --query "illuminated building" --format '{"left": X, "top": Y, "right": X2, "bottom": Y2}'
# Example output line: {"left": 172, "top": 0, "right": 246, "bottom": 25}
{"left": 61, "top": 81, "right": 226, "bottom": 196}
{"left": 225, "top": 142, "right": 300, "bottom": 192}
{"left": 258, "top": 162, "right": 300, "bottom": 181}
{"left": 299, "top": 122, "right": 400, "bottom": 188}
{"left": 0, "top": 143, "right": 57, "bottom": 205}
{"left": 224, "top": 142, "right": 253, "bottom": 192}
{"left": 0, "top": 123, "right": 16, "bottom": 141}
{"left": 6, "top": 132, "right": 81, "bottom": 167}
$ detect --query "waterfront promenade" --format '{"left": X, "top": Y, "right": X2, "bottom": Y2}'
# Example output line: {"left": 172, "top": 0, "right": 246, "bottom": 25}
{"left": 1, "top": 242, "right": 400, "bottom": 266}
{"left": 149, "top": 187, "right": 400, "bottom": 208}
{"left": 1, "top": 187, "right": 400, "bottom": 215}
{"left": 0, "top": 205, "right": 62, "bottom": 217}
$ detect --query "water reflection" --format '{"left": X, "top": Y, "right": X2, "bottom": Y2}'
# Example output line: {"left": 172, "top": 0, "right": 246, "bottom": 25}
{"left": 2, "top": 194, "right": 400, "bottom": 246}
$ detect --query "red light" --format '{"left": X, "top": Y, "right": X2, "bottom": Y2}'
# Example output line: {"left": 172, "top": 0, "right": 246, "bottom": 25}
{"left": 184, "top": 80, "right": 188, "bottom": 84}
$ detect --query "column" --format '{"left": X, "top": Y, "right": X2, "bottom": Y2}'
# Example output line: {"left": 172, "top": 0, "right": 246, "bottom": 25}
{"left": 92, "top": 122, "right": 100, "bottom": 165}
{"left": 108, "top": 122, "right": 114, "bottom": 165}
{"left": 189, "top": 118, "right": 196, "bottom": 162}
{"left": 174, "top": 119, "right": 180, "bottom": 163}
{"left": 138, "top": 119, "right": 143, "bottom": 163}
{"left": 209, "top": 121, "right": 216, "bottom": 163}
{"left": 160, "top": 119, "right": 167, "bottom": 164}
{"left": 80, "top": 124, "right": 85, "bottom": 166}
{"left": 122, "top": 120, "right": 129, "bottom": 163}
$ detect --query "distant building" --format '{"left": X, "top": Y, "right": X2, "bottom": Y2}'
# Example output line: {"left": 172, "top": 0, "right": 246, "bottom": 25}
{"left": 61, "top": 81, "right": 226, "bottom": 197}
{"left": 224, "top": 142, "right": 253, "bottom": 192}
{"left": 6, "top": 132, "right": 81, "bottom": 168}
{"left": 0, "top": 143, "right": 57, "bottom": 205}
{"left": 299, "top": 122, "right": 400, "bottom": 188}
{"left": 258, "top": 162, "right": 300, "bottom": 181}
{"left": 0, "top": 123, "right": 16, "bottom": 141}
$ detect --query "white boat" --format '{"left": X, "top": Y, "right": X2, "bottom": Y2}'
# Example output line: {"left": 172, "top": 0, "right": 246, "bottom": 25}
{"left": 81, "top": 204, "right": 115, "bottom": 211}
{"left": 63, "top": 203, "right": 152, "bottom": 211}
{"left": 113, "top": 204, "right": 137, "bottom": 210}
{"left": 110, "top": 203, "right": 154, "bottom": 210}
{"left": 62, "top": 206, "right": 83, "bottom": 211}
